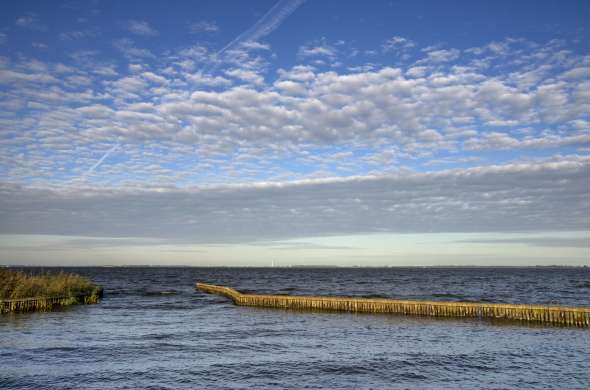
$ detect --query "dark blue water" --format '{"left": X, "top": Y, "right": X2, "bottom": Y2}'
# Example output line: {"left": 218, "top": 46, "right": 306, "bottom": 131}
{"left": 1, "top": 267, "right": 590, "bottom": 389}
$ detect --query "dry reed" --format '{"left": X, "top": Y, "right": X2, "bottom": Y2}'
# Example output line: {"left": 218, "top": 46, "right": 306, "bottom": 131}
{"left": 0, "top": 269, "right": 103, "bottom": 313}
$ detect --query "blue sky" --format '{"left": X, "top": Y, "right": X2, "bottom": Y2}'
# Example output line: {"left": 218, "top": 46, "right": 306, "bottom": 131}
{"left": 0, "top": 0, "right": 589, "bottom": 265}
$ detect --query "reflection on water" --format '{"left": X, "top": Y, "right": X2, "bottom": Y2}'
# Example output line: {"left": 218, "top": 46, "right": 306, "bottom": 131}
{"left": 1, "top": 267, "right": 590, "bottom": 389}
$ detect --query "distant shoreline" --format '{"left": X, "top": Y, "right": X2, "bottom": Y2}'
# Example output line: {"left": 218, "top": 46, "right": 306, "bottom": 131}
{"left": 2, "top": 265, "right": 588, "bottom": 269}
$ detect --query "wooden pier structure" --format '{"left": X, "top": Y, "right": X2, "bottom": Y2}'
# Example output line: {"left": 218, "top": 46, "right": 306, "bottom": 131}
{"left": 0, "top": 288, "right": 103, "bottom": 314}
{"left": 196, "top": 282, "right": 590, "bottom": 327}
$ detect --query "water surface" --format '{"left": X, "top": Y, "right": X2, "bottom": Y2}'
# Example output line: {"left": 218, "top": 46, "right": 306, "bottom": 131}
{"left": 1, "top": 267, "right": 590, "bottom": 389}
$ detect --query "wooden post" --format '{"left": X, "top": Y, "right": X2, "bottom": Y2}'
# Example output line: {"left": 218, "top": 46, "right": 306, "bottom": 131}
{"left": 196, "top": 282, "right": 590, "bottom": 328}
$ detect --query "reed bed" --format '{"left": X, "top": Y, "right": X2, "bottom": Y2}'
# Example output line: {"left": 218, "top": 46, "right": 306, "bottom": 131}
{"left": 196, "top": 282, "right": 590, "bottom": 327}
{"left": 0, "top": 269, "right": 103, "bottom": 313}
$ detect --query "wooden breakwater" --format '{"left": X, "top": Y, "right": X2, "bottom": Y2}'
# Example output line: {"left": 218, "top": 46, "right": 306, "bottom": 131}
{"left": 0, "top": 288, "right": 104, "bottom": 314}
{"left": 196, "top": 282, "right": 590, "bottom": 327}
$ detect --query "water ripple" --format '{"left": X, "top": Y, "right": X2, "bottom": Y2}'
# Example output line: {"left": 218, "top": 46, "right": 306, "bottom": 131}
{"left": 1, "top": 266, "right": 590, "bottom": 389}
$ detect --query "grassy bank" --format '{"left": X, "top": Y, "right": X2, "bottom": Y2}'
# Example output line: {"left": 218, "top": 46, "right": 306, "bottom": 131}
{"left": 0, "top": 269, "right": 103, "bottom": 312}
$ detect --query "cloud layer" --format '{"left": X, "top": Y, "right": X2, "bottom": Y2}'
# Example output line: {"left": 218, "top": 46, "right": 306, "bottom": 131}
{"left": 2, "top": 156, "right": 588, "bottom": 243}
{"left": 0, "top": 37, "right": 589, "bottom": 189}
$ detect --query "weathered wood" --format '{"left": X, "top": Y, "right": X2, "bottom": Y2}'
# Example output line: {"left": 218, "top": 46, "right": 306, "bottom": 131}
{"left": 0, "top": 288, "right": 103, "bottom": 314}
{"left": 196, "top": 282, "right": 590, "bottom": 327}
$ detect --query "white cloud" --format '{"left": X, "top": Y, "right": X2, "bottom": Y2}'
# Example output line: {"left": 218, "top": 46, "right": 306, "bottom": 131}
{"left": 113, "top": 38, "right": 155, "bottom": 59}
{"left": 297, "top": 38, "right": 343, "bottom": 67}
{"left": 277, "top": 65, "right": 316, "bottom": 82}
{"left": 422, "top": 48, "right": 461, "bottom": 63}
{"left": 185, "top": 73, "right": 232, "bottom": 87}
{"left": 382, "top": 36, "right": 415, "bottom": 52}
{"left": 58, "top": 28, "right": 99, "bottom": 41}
{"left": 561, "top": 67, "right": 590, "bottom": 80}
{"left": 141, "top": 71, "right": 169, "bottom": 85}
{"left": 239, "top": 41, "right": 271, "bottom": 51}
{"left": 299, "top": 44, "right": 335, "bottom": 58}
{"left": 32, "top": 42, "right": 48, "bottom": 50}
{"left": 0, "top": 69, "right": 57, "bottom": 84}
{"left": 15, "top": 13, "right": 47, "bottom": 31}
{"left": 273, "top": 80, "right": 306, "bottom": 95}
{"left": 225, "top": 68, "right": 264, "bottom": 85}
{"left": 109, "top": 76, "right": 149, "bottom": 97}
{"left": 178, "top": 45, "right": 210, "bottom": 60}
{"left": 188, "top": 20, "right": 219, "bottom": 33}
{"left": 125, "top": 20, "right": 159, "bottom": 36}
{"left": 93, "top": 65, "right": 118, "bottom": 77}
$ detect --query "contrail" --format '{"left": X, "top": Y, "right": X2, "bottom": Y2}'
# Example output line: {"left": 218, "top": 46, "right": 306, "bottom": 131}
{"left": 84, "top": 143, "right": 119, "bottom": 178}
{"left": 205, "top": 0, "right": 305, "bottom": 73}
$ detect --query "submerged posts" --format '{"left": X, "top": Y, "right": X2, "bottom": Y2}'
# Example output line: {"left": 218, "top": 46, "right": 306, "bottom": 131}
{"left": 0, "top": 289, "right": 104, "bottom": 314}
{"left": 0, "top": 269, "right": 104, "bottom": 314}
{"left": 196, "top": 282, "right": 590, "bottom": 327}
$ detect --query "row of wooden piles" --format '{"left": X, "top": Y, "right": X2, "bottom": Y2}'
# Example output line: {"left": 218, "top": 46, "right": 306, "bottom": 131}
{"left": 0, "top": 290, "right": 103, "bottom": 314}
{"left": 196, "top": 282, "right": 590, "bottom": 327}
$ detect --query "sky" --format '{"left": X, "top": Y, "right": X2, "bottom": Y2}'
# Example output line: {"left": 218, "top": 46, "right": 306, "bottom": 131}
{"left": 0, "top": 0, "right": 589, "bottom": 266}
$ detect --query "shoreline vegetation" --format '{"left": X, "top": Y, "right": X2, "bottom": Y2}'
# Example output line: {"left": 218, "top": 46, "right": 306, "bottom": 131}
{"left": 0, "top": 269, "right": 103, "bottom": 313}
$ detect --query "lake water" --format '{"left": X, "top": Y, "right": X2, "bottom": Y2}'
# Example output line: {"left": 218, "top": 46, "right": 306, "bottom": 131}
{"left": 1, "top": 267, "right": 590, "bottom": 389}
